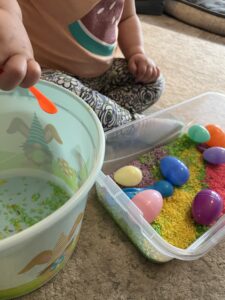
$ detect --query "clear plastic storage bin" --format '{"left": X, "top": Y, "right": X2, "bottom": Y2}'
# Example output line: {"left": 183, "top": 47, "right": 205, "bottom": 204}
{"left": 96, "top": 92, "right": 225, "bottom": 263}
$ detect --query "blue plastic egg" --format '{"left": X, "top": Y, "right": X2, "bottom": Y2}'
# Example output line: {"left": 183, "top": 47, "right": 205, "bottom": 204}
{"left": 160, "top": 156, "right": 190, "bottom": 186}
{"left": 123, "top": 180, "right": 174, "bottom": 199}
{"left": 151, "top": 180, "right": 174, "bottom": 197}
{"left": 203, "top": 147, "right": 225, "bottom": 165}
{"left": 124, "top": 191, "right": 138, "bottom": 199}
{"left": 123, "top": 187, "right": 143, "bottom": 199}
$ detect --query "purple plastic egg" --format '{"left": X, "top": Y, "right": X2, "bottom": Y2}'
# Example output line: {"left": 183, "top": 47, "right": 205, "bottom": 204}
{"left": 196, "top": 143, "right": 209, "bottom": 153}
{"left": 203, "top": 147, "right": 225, "bottom": 165}
{"left": 192, "top": 189, "right": 223, "bottom": 225}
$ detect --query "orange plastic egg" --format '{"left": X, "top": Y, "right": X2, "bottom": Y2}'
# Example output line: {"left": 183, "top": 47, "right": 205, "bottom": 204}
{"left": 205, "top": 124, "right": 225, "bottom": 147}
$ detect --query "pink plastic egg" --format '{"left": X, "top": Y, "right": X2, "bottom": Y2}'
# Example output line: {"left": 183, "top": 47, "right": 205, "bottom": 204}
{"left": 131, "top": 190, "right": 163, "bottom": 223}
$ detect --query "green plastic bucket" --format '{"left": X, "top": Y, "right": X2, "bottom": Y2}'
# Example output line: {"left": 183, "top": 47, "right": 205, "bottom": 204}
{"left": 0, "top": 80, "right": 105, "bottom": 299}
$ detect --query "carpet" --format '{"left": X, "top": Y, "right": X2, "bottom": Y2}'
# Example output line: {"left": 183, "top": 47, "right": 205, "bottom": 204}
{"left": 20, "top": 15, "right": 225, "bottom": 300}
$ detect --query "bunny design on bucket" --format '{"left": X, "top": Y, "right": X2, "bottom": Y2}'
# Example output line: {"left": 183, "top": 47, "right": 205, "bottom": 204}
{"left": 7, "top": 114, "right": 63, "bottom": 166}
{"left": 18, "top": 212, "right": 84, "bottom": 279}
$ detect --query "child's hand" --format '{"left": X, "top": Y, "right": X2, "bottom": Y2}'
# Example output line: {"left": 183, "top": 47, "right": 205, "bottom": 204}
{"left": 128, "top": 53, "right": 160, "bottom": 84}
{"left": 0, "top": 10, "right": 41, "bottom": 91}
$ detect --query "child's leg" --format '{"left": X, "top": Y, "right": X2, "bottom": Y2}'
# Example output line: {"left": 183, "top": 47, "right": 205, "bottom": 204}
{"left": 81, "top": 58, "right": 165, "bottom": 114}
{"left": 41, "top": 69, "right": 137, "bottom": 131}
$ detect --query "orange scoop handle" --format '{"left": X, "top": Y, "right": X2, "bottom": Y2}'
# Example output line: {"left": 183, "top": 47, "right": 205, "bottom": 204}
{"left": 29, "top": 86, "right": 58, "bottom": 114}
{"left": 0, "top": 69, "right": 57, "bottom": 114}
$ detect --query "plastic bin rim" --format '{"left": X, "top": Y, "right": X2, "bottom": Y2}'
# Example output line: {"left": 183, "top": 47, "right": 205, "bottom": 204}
{"left": 0, "top": 80, "right": 105, "bottom": 252}
{"left": 97, "top": 171, "right": 225, "bottom": 261}
{"left": 105, "top": 91, "right": 224, "bottom": 138}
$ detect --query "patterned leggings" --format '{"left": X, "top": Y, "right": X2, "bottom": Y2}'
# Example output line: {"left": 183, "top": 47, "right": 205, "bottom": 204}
{"left": 41, "top": 58, "right": 165, "bottom": 131}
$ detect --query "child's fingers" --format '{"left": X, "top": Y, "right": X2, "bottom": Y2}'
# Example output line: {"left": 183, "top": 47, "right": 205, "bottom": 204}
{"left": 0, "top": 54, "right": 27, "bottom": 90}
{"left": 137, "top": 66, "right": 153, "bottom": 83}
{"left": 149, "top": 67, "right": 158, "bottom": 82}
{"left": 20, "top": 59, "right": 41, "bottom": 88}
{"left": 135, "top": 61, "right": 147, "bottom": 82}
{"left": 128, "top": 59, "right": 137, "bottom": 77}
{"left": 155, "top": 66, "right": 160, "bottom": 78}
{"left": 142, "top": 66, "right": 153, "bottom": 83}
{"left": 142, "top": 66, "right": 160, "bottom": 83}
{"left": 152, "top": 66, "right": 161, "bottom": 82}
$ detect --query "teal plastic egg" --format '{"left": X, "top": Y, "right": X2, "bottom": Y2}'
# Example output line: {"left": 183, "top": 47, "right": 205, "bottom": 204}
{"left": 152, "top": 180, "right": 174, "bottom": 197}
{"left": 188, "top": 124, "right": 210, "bottom": 143}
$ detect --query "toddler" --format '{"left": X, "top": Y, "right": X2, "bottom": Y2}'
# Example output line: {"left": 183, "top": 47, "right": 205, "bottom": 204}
{"left": 0, "top": 0, "right": 164, "bottom": 131}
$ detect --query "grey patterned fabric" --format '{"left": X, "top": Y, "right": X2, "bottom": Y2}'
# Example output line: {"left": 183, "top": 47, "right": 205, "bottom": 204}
{"left": 179, "top": 0, "right": 225, "bottom": 16}
{"left": 41, "top": 58, "right": 164, "bottom": 132}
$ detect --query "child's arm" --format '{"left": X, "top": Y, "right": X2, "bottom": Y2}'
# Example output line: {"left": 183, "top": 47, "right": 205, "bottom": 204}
{"left": 0, "top": 0, "right": 41, "bottom": 90}
{"left": 118, "top": 0, "right": 160, "bottom": 83}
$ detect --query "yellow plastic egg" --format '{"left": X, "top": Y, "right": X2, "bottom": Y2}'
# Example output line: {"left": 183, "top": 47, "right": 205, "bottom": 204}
{"left": 114, "top": 166, "right": 143, "bottom": 187}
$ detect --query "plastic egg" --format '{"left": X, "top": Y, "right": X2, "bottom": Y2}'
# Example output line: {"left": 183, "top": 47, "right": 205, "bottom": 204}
{"left": 123, "top": 187, "right": 143, "bottom": 199}
{"left": 192, "top": 189, "right": 223, "bottom": 225}
{"left": 203, "top": 147, "right": 225, "bottom": 165}
{"left": 132, "top": 190, "right": 163, "bottom": 223}
{"left": 196, "top": 143, "right": 209, "bottom": 153}
{"left": 124, "top": 191, "right": 138, "bottom": 199}
{"left": 114, "top": 166, "right": 143, "bottom": 187}
{"left": 205, "top": 124, "right": 225, "bottom": 147}
{"left": 150, "top": 180, "right": 174, "bottom": 197}
{"left": 160, "top": 156, "right": 190, "bottom": 186}
{"left": 188, "top": 124, "right": 210, "bottom": 143}
{"left": 123, "top": 187, "right": 143, "bottom": 193}
{"left": 123, "top": 180, "right": 174, "bottom": 199}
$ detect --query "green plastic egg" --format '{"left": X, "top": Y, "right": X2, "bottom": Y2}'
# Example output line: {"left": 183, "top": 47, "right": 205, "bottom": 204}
{"left": 188, "top": 124, "right": 210, "bottom": 143}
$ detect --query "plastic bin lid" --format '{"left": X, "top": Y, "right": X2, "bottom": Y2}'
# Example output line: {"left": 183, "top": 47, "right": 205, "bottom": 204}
{"left": 103, "top": 114, "right": 184, "bottom": 173}
{"left": 104, "top": 91, "right": 225, "bottom": 173}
